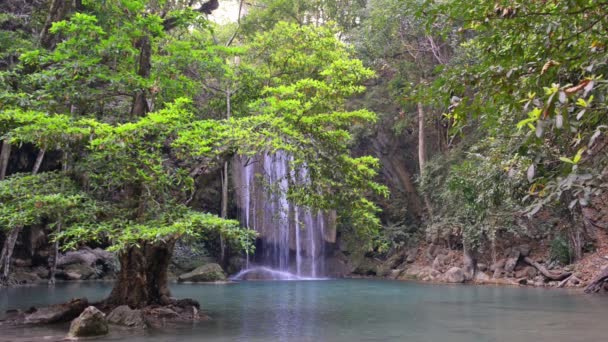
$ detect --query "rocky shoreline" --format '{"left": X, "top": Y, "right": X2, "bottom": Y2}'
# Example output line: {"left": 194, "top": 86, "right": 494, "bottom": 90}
{"left": 349, "top": 241, "right": 606, "bottom": 291}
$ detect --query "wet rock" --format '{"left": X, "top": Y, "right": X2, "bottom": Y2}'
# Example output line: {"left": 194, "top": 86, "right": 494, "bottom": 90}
{"left": 24, "top": 298, "right": 88, "bottom": 324}
{"left": 148, "top": 307, "right": 178, "bottom": 319}
{"left": 178, "top": 263, "right": 226, "bottom": 282}
{"left": 107, "top": 305, "right": 147, "bottom": 329}
{"left": 477, "top": 263, "right": 488, "bottom": 272}
{"left": 68, "top": 306, "right": 108, "bottom": 338}
{"left": 445, "top": 267, "right": 465, "bottom": 283}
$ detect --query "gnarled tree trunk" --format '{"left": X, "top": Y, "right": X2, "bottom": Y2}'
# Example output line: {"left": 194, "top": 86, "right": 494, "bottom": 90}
{"left": 105, "top": 240, "right": 176, "bottom": 308}
{"left": 0, "top": 226, "right": 23, "bottom": 284}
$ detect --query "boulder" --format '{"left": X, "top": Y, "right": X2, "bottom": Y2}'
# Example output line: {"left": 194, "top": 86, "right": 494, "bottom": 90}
{"left": 432, "top": 254, "right": 448, "bottom": 272}
{"left": 107, "top": 305, "right": 147, "bottom": 329}
{"left": 10, "top": 269, "right": 41, "bottom": 284}
{"left": 225, "top": 256, "right": 246, "bottom": 275}
{"left": 68, "top": 306, "right": 108, "bottom": 338}
{"left": 474, "top": 271, "right": 491, "bottom": 282}
{"left": 24, "top": 298, "right": 88, "bottom": 324}
{"left": 477, "top": 263, "right": 488, "bottom": 272}
{"left": 171, "top": 241, "right": 214, "bottom": 274}
{"left": 148, "top": 307, "right": 178, "bottom": 318}
{"left": 352, "top": 257, "right": 381, "bottom": 276}
{"left": 515, "top": 266, "right": 537, "bottom": 279}
{"left": 62, "top": 263, "right": 97, "bottom": 280}
{"left": 325, "top": 251, "right": 353, "bottom": 277}
{"left": 57, "top": 247, "right": 117, "bottom": 279}
{"left": 445, "top": 267, "right": 465, "bottom": 283}
{"left": 517, "top": 244, "right": 531, "bottom": 257}
{"left": 504, "top": 249, "right": 521, "bottom": 273}
{"left": 178, "top": 263, "right": 226, "bottom": 282}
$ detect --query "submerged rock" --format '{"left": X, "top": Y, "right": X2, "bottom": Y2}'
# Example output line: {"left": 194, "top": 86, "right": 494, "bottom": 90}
{"left": 68, "top": 306, "right": 108, "bottom": 338}
{"left": 445, "top": 267, "right": 465, "bottom": 283}
{"left": 178, "top": 263, "right": 226, "bottom": 282}
{"left": 107, "top": 305, "right": 147, "bottom": 329}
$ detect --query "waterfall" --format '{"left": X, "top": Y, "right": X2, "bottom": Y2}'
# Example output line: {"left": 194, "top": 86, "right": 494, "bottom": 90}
{"left": 232, "top": 152, "right": 335, "bottom": 280}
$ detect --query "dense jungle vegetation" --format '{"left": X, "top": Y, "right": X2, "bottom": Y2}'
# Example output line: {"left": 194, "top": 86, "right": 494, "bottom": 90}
{"left": 1, "top": 0, "right": 608, "bottom": 305}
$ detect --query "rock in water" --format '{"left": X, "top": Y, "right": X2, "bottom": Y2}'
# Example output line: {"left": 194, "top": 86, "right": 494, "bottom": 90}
{"left": 178, "top": 263, "right": 226, "bottom": 282}
{"left": 107, "top": 305, "right": 147, "bottom": 328}
{"left": 24, "top": 298, "right": 89, "bottom": 324}
{"left": 68, "top": 306, "right": 108, "bottom": 338}
{"left": 445, "top": 267, "right": 465, "bottom": 283}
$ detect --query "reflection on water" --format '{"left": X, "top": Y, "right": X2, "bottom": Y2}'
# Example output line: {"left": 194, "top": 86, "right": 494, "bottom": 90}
{"left": 1, "top": 280, "right": 607, "bottom": 342}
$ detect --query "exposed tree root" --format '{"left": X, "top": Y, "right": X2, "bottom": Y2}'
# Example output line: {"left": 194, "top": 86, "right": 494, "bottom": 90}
{"left": 585, "top": 266, "right": 608, "bottom": 293}
{"left": 523, "top": 257, "right": 572, "bottom": 281}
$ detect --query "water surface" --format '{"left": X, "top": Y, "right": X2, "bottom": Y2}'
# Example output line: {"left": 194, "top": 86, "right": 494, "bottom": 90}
{"left": 0, "top": 279, "right": 606, "bottom": 341}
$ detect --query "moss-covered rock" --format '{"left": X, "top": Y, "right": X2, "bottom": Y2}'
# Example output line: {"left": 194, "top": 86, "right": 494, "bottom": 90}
{"left": 178, "top": 263, "right": 226, "bottom": 282}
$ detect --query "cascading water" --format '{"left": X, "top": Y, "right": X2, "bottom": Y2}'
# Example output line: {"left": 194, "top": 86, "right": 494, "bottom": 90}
{"left": 231, "top": 152, "right": 335, "bottom": 280}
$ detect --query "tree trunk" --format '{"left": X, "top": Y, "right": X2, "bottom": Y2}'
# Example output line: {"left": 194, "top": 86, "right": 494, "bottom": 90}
{"left": 48, "top": 222, "right": 61, "bottom": 285}
{"left": 0, "top": 226, "right": 23, "bottom": 284}
{"left": 220, "top": 162, "right": 228, "bottom": 264}
{"left": 218, "top": 88, "right": 232, "bottom": 264}
{"left": 32, "top": 149, "right": 45, "bottom": 175}
{"left": 131, "top": 37, "right": 152, "bottom": 117}
{"left": 585, "top": 266, "right": 608, "bottom": 293}
{"left": 106, "top": 241, "right": 176, "bottom": 308}
{"left": 40, "top": 0, "right": 82, "bottom": 49}
{"left": 417, "top": 102, "right": 426, "bottom": 172}
{"left": 0, "top": 139, "right": 11, "bottom": 180}
{"left": 462, "top": 242, "right": 476, "bottom": 281}
{"left": 417, "top": 102, "right": 435, "bottom": 221}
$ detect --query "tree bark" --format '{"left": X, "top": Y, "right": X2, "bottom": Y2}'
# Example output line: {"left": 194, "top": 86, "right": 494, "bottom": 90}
{"left": 131, "top": 37, "right": 152, "bottom": 117}
{"left": 48, "top": 222, "right": 61, "bottom": 285}
{"left": 0, "top": 226, "right": 23, "bottom": 284}
{"left": 417, "top": 102, "right": 426, "bottom": 172}
{"left": 0, "top": 139, "right": 11, "bottom": 180}
{"left": 40, "top": 0, "right": 82, "bottom": 49}
{"left": 416, "top": 102, "right": 435, "bottom": 221}
{"left": 106, "top": 241, "right": 176, "bottom": 308}
{"left": 218, "top": 88, "right": 232, "bottom": 264}
{"left": 462, "top": 242, "right": 477, "bottom": 281}
{"left": 32, "top": 149, "right": 45, "bottom": 175}
{"left": 585, "top": 266, "right": 608, "bottom": 293}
